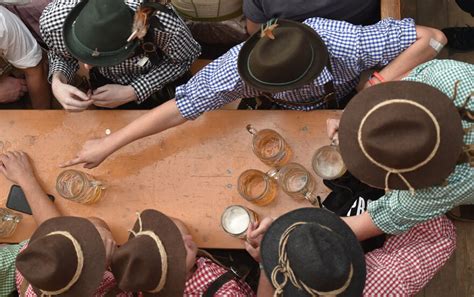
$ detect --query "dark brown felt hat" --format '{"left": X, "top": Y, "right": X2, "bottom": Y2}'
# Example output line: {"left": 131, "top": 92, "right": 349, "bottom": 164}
{"left": 111, "top": 209, "right": 186, "bottom": 296}
{"left": 238, "top": 19, "right": 328, "bottom": 92}
{"left": 339, "top": 81, "right": 464, "bottom": 191}
{"left": 16, "top": 217, "right": 106, "bottom": 297}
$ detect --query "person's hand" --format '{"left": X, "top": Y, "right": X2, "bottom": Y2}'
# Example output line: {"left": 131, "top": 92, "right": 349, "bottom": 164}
{"left": 244, "top": 217, "right": 273, "bottom": 263}
{"left": 326, "top": 118, "right": 340, "bottom": 143}
{"left": 52, "top": 75, "right": 92, "bottom": 111}
{"left": 91, "top": 84, "right": 137, "bottom": 108}
{"left": 60, "top": 137, "right": 113, "bottom": 169}
{"left": 0, "top": 77, "right": 28, "bottom": 103}
{"left": 0, "top": 151, "right": 36, "bottom": 186}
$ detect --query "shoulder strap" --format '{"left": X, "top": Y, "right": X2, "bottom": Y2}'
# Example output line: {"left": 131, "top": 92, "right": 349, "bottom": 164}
{"left": 202, "top": 271, "right": 237, "bottom": 297}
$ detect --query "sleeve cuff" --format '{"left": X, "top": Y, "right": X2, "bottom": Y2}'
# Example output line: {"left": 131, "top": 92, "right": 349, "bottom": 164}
{"left": 175, "top": 85, "right": 201, "bottom": 120}
{"left": 130, "top": 77, "right": 155, "bottom": 104}
{"left": 48, "top": 60, "right": 77, "bottom": 84}
{"left": 367, "top": 196, "right": 404, "bottom": 235}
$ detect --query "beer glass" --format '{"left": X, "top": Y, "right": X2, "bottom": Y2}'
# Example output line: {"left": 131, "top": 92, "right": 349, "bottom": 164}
{"left": 272, "top": 163, "right": 320, "bottom": 206}
{"left": 0, "top": 208, "right": 22, "bottom": 239}
{"left": 238, "top": 169, "right": 277, "bottom": 206}
{"left": 312, "top": 140, "right": 346, "bottom": 180}
{"left": 246, "top": 124, "right": 292, "bottom": 167}
{"left": 56, "top": 169, "right": 105, "bottom": 204}
{"left": 221, "top": 205, "right": 259, "bottom": 239}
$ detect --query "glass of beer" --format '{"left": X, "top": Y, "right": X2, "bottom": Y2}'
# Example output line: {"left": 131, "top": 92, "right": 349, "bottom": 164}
{"left": 273, "top": 163, "right": 320, "bottom": 206}
{"left": 312, "top": 140, "right": 346, "bottom": 180}
{"left": 221, "top": 205, "right": 259, "bottom": 239}
{"left": 0, "top": 208, "right": 22, "bottom": 239}
{"left": 238, "top": 169, "right": 277, "bottom": 206}
{"left": 56, "top": 169, "right": 105, "bottom": 204}
{"left": 247, "top": 124, "right": 292, "bottom": 167}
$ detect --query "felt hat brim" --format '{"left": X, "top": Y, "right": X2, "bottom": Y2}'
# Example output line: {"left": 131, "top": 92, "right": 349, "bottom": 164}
{"left": 128, "top": 209, "right": 187, "bottom": 297}
{"left": 21, "top": 217, "right": 106, "bottom": 297}
{"left": 238, "top": 19, "right": 328, "bottom": 92}
{"left": 339, "top": 81, "right": 464, "bottom": 190}
{"left": 63, "top": 0, "right": 139, "bottom": 67}
{"left": 261, "top": 208, "right": 366, "bottom": 297}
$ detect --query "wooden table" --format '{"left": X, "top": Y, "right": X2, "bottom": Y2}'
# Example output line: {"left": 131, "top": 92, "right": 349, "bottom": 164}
{"left": 0, "top": 110, "right": 340, "bottom": 248}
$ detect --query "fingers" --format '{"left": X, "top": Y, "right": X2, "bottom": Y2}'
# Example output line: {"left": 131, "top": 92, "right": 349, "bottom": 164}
{"left": 249, "top": 217, "right": 273, "bottom": 239}
{"left": 60, "top": 157, "right": 84, "bottom": 168}
{"left": 83, "top": 162, "right": 98, "bottom": 169}
{"left": 68, "top": 85, "right": 90, "bottom": 101}
{"left": 62, "top": 97, "right": 93, "bottom": 111}
{"left": 0, "top": 164, "right": 6, "bottom": 176}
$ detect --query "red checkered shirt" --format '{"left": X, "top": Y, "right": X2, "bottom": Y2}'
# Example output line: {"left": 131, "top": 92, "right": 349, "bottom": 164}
{"left": 184, "top": 257, "right": 256, "bottom": 297}
{"left": 15, "top": 243, "right": 132, "bottom": 297}
{"left": 363, "top": 215, "right": 456, "bottom": 296}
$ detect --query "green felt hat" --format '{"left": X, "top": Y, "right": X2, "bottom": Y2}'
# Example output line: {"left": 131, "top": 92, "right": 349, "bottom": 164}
{"left": 63, "top": 0, "right": 139, "bottom": 67}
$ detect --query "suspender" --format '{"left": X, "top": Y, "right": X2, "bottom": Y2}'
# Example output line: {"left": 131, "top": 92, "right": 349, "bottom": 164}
{"left": 259, "top": 58, "right": 339, "bottom": 109}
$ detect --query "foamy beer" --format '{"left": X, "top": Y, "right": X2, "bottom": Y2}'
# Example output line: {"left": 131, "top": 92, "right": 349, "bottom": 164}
{"left": 56, "top": 169, "right": 105, "bottom": 204}
{"left": 221, "top": 205, "right": 259, "bottom": 239}
{"left": 246, "top": 124, "right": 292, "bottom": 167}
{"left": 238, "top": 169, "right": 277, "bottom": 206}
{"left": 312, "top": 141, "right": 346, "bottom": 180}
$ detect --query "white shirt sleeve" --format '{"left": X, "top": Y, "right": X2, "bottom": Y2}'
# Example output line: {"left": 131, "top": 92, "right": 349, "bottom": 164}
{"left": 0, "top": 6, "right": 42, "bottom": 69}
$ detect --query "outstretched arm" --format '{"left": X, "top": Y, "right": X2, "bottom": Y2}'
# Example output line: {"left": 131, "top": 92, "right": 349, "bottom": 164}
{"left": 61, "top": 98, "right": 187, "bottom": 168}
{"left": 0, "top": 151, "right": 60, "bottom": 225}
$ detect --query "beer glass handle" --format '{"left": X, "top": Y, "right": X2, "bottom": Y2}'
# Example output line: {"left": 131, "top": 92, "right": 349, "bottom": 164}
{"left": 91, "top": 181, "right": 106, "bottom": 190}
{"left": 266, "top": 168, "right": 279, "bottom": 180}
{"left": 246, "top": 124, "right": 258, "bottom": 135}
{"left": 330, "top": 138, "right": 339, "bottom": 146}
{"left": 305, "top": 192, "right": 322, "bottom": 208}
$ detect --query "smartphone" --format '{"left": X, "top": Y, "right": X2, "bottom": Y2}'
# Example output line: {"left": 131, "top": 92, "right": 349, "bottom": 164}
{"left": 6, "top": 185, "right": 55, "bottom": 215}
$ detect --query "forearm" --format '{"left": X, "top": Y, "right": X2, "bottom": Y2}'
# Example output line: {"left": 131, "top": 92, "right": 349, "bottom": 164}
{"left": 341, "top": 211, "right": 383, "bottom": 241}
{"left": 19, "top": 178, "right": 60, "bottom": 226}
{"left": 106, "top": 99, "right": 187, "bottom": 153}
{"left": 379, "top": 26, "right": 446, "bottom": 81}
{"left": 257, "top": 272, "right": 274, "bottom": 297}
{"left": 24, "top": 59, "right": 51, "bottom": 109}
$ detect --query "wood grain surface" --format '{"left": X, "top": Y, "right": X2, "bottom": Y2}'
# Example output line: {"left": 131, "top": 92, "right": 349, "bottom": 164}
{"left": 0, "top": 110, "right": 340, "bottom": 248}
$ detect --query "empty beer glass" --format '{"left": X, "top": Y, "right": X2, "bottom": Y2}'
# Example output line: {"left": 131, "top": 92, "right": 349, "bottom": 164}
{"left": 246, "top": 124, "right": 292, "bottom": 167}
{"left": 221, "top": 205, "right": 259, "bottom": 239}
{"left": 0, "top": 208, "right": 22, "bottom": 239}
{"left": 312, "top": 140, "right": 346, "bottom": 180}
{"left": 272, "top": 163, "right": 320, "bottom": 206}
{"left": 56, "top": 169, "right": 105, "bottom": 204}
{"left": 238, "top": 169, "right": 277, "bottom": 206}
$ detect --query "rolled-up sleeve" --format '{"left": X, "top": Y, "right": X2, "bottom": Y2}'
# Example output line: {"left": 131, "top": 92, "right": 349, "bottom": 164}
{"left": 367, "top": 164, "right": 474, "bottom": 234}
{"left": 357, "top": 18, "right": 417, "bottom": 71}
{"left": 175, "top": 43, "right": 260, "bottom": 120}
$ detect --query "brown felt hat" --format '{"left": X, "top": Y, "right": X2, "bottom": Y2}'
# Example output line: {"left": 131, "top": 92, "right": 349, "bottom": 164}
{"left": 16, "top": 217, "right": 106, "bottom": 297}
{"left": 238, "top": 19, "right": 328, "bottom": 92}
{"left": 339, "top": 81, "right": 464, "bottom": 191}
{"left": 111, "top": 209, "right": 186, "bottom": 296}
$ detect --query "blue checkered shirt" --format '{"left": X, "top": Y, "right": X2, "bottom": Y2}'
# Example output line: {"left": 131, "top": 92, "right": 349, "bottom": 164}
{"left": 40, "top": 0, "right": 201, "bottom": 103}
{"left": 176, "top": 17, "right": 417, "bottom": 119}
{"left": 368, "top": 59, "right": 474, "bottom": 234}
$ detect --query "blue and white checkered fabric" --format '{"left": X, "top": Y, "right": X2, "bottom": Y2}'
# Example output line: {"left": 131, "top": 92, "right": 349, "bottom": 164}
{"left": 176, "top": 17, "right": 417, "bottom": 120}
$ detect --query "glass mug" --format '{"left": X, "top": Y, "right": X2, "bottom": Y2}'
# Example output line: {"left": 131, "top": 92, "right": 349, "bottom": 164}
{"left": 312, "top": 140, "right": 346, "bottom": 180}
{"left": 221, "top": 205, "right": 259, "bottom": 239}
{"left": 56, "top": 169, "right": 105, "bottom": 204}
{"left": 271, "top": 163, "right": 320, "bottom": 206}
{"left": 238, "top": 169, "right": 278, "bottom": 206}
{"left": 0, "top": 208, "right": 22, "bottom": 239}
{"left": 246, "top": 124, "right": 292, "bottom": 167}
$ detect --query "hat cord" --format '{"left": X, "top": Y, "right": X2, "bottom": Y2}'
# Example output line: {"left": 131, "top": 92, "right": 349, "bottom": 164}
{"left": 129, "top": 212, "right": 168, "bottom": 293}
{"left": 357, "top": 99, "right": 441, "bottom": 195}
{"left": 39, "top": 231, "right": 85, "bottom": 296}
{"left": 270, "top": 222, "right": 353, "bottom": 297}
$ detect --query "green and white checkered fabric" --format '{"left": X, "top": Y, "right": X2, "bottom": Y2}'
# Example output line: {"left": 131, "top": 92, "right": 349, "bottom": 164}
{"left": 368, "top": 59, "right": 474, "bottom": 234}
{"left": 0, "top": 241, "right": 27, "bottom": 297}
